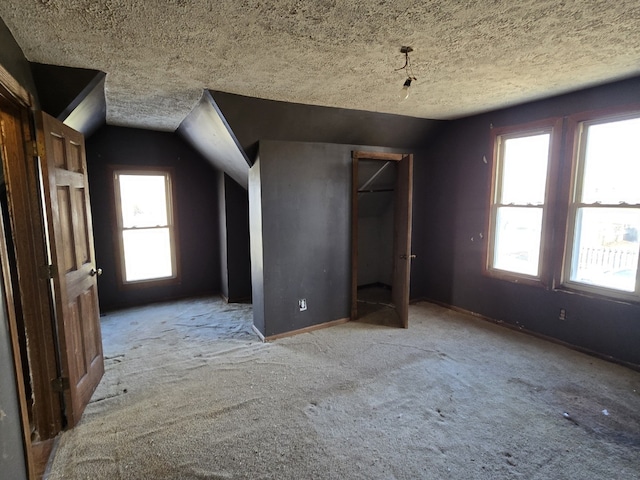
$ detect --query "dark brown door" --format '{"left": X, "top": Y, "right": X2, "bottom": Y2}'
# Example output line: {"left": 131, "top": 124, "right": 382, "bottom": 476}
{"left": 36, "top": 112, "right": 103, "bottom": 427}
{"left": 392, "top": 154, "right": 413, "bottom": 328}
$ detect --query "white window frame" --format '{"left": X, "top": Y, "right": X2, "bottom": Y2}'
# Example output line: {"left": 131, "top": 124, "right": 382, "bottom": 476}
{"left": 486, "top": 118, "right": 562, "bottom": 285}
{"left": 112, "top": 167, "right": 179, "bottom": 287}
{"left": 561, "top": 111, "right": 640, "bottom": 301}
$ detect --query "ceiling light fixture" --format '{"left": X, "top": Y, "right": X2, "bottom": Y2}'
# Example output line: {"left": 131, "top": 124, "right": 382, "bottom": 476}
{"left": 396, "top": 46, "right": 417, "bottom": 101}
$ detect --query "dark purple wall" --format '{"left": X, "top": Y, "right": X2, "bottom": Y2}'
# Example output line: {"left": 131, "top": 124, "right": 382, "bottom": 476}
{"left": 223, "top": 174, "right": 251, "bottom": 301}
{"left": 217, "top": 172, "right": 229, "bottom": 300}
{"left": 251, "top": 141, "right": 423, "bottom": 337}
{"left": 218, "top": 172, "right": 251, "bottom": 302}
{"left": 86, "top": 126, "right": 221, "bottom": 311}
{"left": 30, "top": 63, "right": 101, "bottom": 120}
{"left": 253, "top": 141, "right": 353, "bottom": 337}
{"left": 414, "top": 76, "right": 640, "bottom": 366}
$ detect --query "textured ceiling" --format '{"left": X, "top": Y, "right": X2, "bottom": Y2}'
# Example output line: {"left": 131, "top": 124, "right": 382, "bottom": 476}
{"left": 2, "top": 0, "right": 640, "bottom": 131}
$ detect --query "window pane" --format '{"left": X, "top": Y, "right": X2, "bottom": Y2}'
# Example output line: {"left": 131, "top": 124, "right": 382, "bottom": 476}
{"left": 493, "top": 207, "right": 543, "bottom": 276}
{"left": 582, "top": 118, "right": 640, "bottom": 205}
{"left": 119, "top": 174, "right": 168, "bottom": 228}
{"left": 570, "top": 208, "right": 639, "bottom": 292}
{"left": 122, "top": 228, "right": 173, "bottom": 282}
{"left": 500, "top": 134, "right": 550, "bottom": 205}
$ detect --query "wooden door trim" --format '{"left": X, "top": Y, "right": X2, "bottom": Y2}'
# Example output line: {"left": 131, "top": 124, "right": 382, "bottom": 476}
{"left": 352, "top": 151, "right": 405, "bottom": 162}
{"left": 1, "top": 95, "right": 63, "bottom": 440}
{"left": 0, "top": 64, "right": 32, "bottom": 108}
{"left": 0, "top": 71, "right": 50, "bottom": 478}
{"left": 0, "top": 177, "right": 36, "bottom": 480}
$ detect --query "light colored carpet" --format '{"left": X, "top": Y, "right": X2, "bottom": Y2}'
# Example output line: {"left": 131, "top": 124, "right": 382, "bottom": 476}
{"left": 48, "top": 297, "right": 640, "bottom": 479}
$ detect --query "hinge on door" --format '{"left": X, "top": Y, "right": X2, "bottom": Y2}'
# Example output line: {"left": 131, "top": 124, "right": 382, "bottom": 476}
{"left": 39, "top": 264, "right": 58, "bottom": 279}
{"left": 51, "top": 376, "right": 70, "bottom": 392}
{"left": 24, "top": 139, "right": 39, "bottom": 157}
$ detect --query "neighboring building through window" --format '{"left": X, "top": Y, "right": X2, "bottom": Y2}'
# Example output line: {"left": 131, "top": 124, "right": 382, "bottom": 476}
{"left": 113, "top": 168, "right": 178, "bottom": 285}
{"left": 564, "top": 114, "right": 640, "bottom": 298}
{"left": 487, "top": 120, "right": 560, "bottom": 281}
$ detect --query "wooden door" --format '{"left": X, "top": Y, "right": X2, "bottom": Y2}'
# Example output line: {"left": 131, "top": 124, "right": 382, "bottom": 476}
{"left": 351, "top": 156, "right": 359, "bottom": 320}
{"left": 392, "top": 154, "right": 413, "bottom": 328}
{"left": 36, "top": 112, "right": 103, "bottom": 428}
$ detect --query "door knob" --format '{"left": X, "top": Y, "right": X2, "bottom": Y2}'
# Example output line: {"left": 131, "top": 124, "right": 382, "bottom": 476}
{"left": 90, "top": 267, "right": 103, "bottom": 277}
{"left": 400, "top": 254, "right": 417, "bottom": 260}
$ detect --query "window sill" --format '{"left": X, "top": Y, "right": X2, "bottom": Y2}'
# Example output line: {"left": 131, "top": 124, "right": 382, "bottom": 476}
{"left": 118, "top": 276, "right": 181, "bottom": 290}
{"left": 484, "top": 268, "right": 547, "bottom": 289}
{"left": 553, "top": 282, "right": 640, "bottom": 307}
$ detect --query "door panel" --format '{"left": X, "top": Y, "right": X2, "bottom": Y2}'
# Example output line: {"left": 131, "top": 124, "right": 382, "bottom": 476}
{"left": 76, "top": 189, "right": 90, "bottom": 264}
{"left": 392, "top": 154, "right": 413, "bottom": 328}
{"left": 351, "top": 155, "right": 359, "bottom": 319}
{"left": 67, "top": 141, "right": 82, "bottom": 172}
{"left": 57, "top": 186, "right": 76, "bottom": 272}
{"left": 36, "top": 111, "right": 103, "bottom": 428}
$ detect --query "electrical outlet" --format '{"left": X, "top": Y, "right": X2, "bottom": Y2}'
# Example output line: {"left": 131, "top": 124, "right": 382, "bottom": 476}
{"left": 299, "top": 299, "right": 307, "bottom": 311}
{"left": 559, "top": 308, "right": 567, "bottom": 321}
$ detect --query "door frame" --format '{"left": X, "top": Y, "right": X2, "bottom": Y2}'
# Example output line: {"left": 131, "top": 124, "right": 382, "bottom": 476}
{"left": 0, "top": 64, "right": 67, "bottom": 478}
{"left": 351, "top": 150, "right": 413, "bottom": 327}
{"left": 0, "top": 64, "right": 41, "bottom": 479}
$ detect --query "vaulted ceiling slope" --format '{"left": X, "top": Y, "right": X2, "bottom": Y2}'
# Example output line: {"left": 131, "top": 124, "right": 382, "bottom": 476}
{"left": 31, "top": 63, "right": 106, "bottom": 137}
{"left": 178, "top": 91, "right": 250, "bottom": 188}
{"left": 211, "top": 91, "right": 442, "bottom": 155}
{"left": 177, "top": 90, "right": 442, "bottom": 189}
{"left": 1, "top": 1, "right": 640, "bottom": 131}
